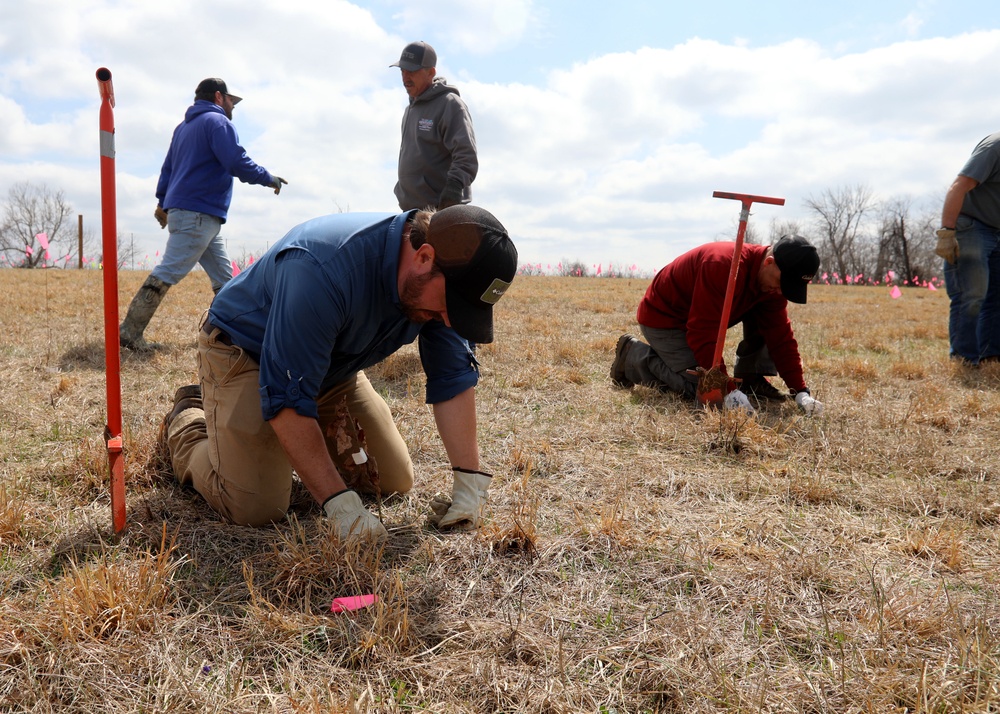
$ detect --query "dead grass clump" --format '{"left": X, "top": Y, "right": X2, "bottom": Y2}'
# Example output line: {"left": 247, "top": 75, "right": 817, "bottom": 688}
{"left": 911, "top": 382, "right": 956, "bottom": 430}
{"left": 889, "top": 359, "right": 928, "bottom": 380}
{"left": 786, "top": 473, "right": 839, "bottom": 506}
{"left": 829, "top": 356, "right": 879, "bottom": 379}
{"left": 902, "top": 525, "right": 967, "bottom": 572}
{"left": 0, "top": 479, "right": 29, "bottom": 547}
{"left": 701, "top": 409, "right": 787, "bottom": 458}
{"left": 482, "top": 464, "right": 540, "bottom": 558}
{"left": 266, "top": 514, "right": 386, "bottom": 609}
{"left": 43, "top": 527, "right": 182, "bottom": 643}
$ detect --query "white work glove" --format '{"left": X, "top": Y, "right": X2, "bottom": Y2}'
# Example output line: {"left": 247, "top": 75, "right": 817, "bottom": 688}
{"left": 430, "top": 467, "right": 492, "bottom": 529}
{"left": 935, "top": 228, "right": 958, "bottom": 265}
{"left": 795, "top": 391, "right": 825, "bottom": 416}
{"left": 322, "top": 490, "right": 387, "bottom": 541}
{"left": 723, "top": 389, "right": 755, "bottom": 414}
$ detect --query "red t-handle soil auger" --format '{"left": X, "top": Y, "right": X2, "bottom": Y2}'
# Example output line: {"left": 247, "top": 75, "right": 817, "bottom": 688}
{"left": 97, "top": 67, "right": 126, "bottom": 534}
{"left": 695, "top": 191, "right": 785, "bottom": 406}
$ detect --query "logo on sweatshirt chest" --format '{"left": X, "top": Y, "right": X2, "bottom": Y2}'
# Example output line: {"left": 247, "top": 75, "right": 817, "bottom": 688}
{"left": 417, "top": 118, "right": 434, "bottom": 132}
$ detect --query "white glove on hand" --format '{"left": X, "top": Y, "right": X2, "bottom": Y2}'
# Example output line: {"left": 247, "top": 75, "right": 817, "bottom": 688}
{"left": 322, "top": 490, "right": 387, "bottom": 541}
{"left": 723, "top": 389, "right": 755, "bottom": 414}
{"left": 795, "top": 391, "right": 824, "bottom": 416}
{"left": 436, "top": 468, "right": 492, "bottom": 529}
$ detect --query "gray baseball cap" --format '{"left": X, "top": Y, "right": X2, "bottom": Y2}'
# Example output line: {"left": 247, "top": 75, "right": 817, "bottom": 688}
{"left": 391, "top": 41, "right": 437, "bottom": 71}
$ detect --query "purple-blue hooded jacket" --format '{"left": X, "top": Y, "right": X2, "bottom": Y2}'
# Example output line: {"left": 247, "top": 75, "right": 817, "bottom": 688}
{"left": 155, "top": 100, "right": 274, "bottom": 222}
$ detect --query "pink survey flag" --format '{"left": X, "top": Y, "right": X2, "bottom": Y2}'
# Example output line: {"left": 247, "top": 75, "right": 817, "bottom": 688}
{"left": 928, "top": 282, "right": 937, "bottom": 291}
{"left": 36, "top": 232, "right": 49, "bottom": 250}
{"left": 330, "top": 594, "right": 378, "bottom": 613}
{"left": 25, "top": 244, "right": 33, "bottom": 255}
{"left": 890, "top": 285, "right": 902, "bottom": 299}
{"left": 231, "top": 260, "right": 240, "bottom": 276}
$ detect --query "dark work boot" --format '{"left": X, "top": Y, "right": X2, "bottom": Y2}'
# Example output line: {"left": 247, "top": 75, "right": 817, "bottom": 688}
{"left": 157, "top": 384, "right": 202, "bottom": 457}
{"left": 610, "top": 334, "right": 637, "bottom": 388}
{"left": 119, "top": 275, "right": 171, "bottom": 350}
{"left": 740, "top": 375, "right": 791, "bottom": 402}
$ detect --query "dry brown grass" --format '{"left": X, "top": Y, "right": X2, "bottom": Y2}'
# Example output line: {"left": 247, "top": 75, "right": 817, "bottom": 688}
{"left": 2, "top": 269, "right": 1000, "bottom": 712}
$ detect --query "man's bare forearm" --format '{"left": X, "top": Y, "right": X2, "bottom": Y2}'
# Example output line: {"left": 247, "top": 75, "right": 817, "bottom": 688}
{"left": 269, "top": 408, "right": 347, "bottom": 504}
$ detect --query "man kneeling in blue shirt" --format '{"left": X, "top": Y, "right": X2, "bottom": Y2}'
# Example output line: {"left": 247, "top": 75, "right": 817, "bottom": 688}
{"left": 160, "top": 205, "right": 517, "bottom": 540}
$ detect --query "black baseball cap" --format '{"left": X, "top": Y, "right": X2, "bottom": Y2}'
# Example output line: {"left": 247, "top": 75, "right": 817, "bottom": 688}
{"left": 426, "top": 205, "right": 517, "bottom": 344}
{"left": 195, "top": 78, "right": 242, "bottom": 104}
{"left": 391, "top": 41, "right": 437, "bottom": 72}
{"left": 772, "top": 235, "right": 820, "bottom": 304}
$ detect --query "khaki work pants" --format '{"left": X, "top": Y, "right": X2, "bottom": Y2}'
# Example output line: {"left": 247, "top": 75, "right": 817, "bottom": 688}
{"left": 168, "top": 324, "right": 414, "bottom": 526}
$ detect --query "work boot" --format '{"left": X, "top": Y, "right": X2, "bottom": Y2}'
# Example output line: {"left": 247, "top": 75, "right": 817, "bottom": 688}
{"left": 119, "top": 275, "right": 171, "bottom": 350}
{"left": 157, "top": 384, "right": 202, "bottom": 456}
{"left": 740, "top": 375, "right": 790, "bottom": 402}
{"left": 610, "top": 334, "right": 636, "bottom": 388}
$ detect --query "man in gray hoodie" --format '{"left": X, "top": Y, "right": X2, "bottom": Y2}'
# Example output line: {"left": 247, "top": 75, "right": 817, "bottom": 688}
{"left": 391, "top": 41, "right": 478, "bottom": 211}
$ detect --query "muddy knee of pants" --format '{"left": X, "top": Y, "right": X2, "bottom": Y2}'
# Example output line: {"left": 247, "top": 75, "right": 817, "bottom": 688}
{"left": 319, "top": 371, "right": 416, "bottom": 497}
{"left": 222, "top": 491, "right": 292, "bottom": 527}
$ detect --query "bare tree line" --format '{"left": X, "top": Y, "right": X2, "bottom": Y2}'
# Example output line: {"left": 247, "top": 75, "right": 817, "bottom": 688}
{"left": 797, "top": 184, "right": 939, "bottom": 283}
{"left": 1, "top": 181, "right": 942, "bottom": 281}
{"left": 0, "top": 181, "right": 137, "bottom": 269}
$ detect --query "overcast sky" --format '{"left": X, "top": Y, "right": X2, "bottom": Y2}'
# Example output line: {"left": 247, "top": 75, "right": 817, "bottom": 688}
{"left": 1, "top": 0, "right": 997, "bottom": 272}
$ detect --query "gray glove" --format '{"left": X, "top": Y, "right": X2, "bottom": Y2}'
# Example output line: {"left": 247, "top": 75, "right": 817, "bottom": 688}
{"left": 154, "top": 205, "right": 168, "bottom": 229}
{"left": 270, "top": 176, "right": 288, "bottom": 195}
{"left": 429, "top": 467, "right": 491, "bottom": 529}
{"left": 935, "top": 228, "right": 958, "bottom": 264}
{"left": 438, "top": 178, "right": 464, "bottom": 209}
{"left": 723, "top": 388, "right": 755, "bottom": 413}
{"left": 322, "top": 490, "right": 387, "bottom": 541}
{"left": 795, "top": 391, "right": 824, "bottom": 416}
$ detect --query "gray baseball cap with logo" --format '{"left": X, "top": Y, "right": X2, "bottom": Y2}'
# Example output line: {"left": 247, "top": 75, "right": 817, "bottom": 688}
{"left": 391, "top": 41, "right": 437, "bottom": 71}
{"left": 426, "top": 205, "right": 517, "bottom": 344}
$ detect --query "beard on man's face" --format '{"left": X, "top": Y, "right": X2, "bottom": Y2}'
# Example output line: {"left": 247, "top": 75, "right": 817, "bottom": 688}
{"left": 399, "top": 267, "right": 442, "bottom": 324}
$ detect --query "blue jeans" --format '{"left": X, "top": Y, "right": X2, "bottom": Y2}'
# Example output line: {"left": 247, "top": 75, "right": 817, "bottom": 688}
{"left": 151, "top": 209, "right": 232, "bottom": 291}
{"left": 944, "top": 214, "right": 1000, "bottom": 363}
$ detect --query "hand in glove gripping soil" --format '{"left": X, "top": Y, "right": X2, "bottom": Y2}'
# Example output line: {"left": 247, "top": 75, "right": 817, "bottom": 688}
{"left": 694, "top": 366, "right": 739, "bottom": 408}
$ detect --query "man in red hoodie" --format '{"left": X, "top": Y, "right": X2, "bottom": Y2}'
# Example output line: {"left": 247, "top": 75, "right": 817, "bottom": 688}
{"left": 610, "top": 235, "right": 824, "bottom": 415}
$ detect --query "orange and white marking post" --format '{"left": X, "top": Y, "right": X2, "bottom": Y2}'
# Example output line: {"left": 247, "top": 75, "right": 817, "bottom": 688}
{"left": 97, "top": 67, "right": 126, "bottom": 534}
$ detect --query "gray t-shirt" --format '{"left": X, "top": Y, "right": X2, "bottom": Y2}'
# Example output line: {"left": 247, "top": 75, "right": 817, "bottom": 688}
{"left": 960, "top": 131, "right": 1000, "bottom": 229}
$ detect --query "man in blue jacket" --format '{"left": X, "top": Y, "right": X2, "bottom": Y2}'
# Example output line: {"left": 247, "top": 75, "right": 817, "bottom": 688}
{"left": 120, "top": 78, "right": 287, "bottom": 350}
{"left": 160, "top": 205, "right": 517, "bottom": 541}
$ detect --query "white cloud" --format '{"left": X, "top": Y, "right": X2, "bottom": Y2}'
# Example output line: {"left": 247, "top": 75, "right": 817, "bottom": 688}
{"left": 387, "top": 0, "right": 537, "bottom": 54}
{"left": 0, "top": 2, "right": 998, "bottom": 272}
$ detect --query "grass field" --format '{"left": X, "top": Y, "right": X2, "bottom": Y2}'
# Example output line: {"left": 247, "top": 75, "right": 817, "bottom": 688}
{"left": 1, "top": 268, "right": 999, "bottom": 713}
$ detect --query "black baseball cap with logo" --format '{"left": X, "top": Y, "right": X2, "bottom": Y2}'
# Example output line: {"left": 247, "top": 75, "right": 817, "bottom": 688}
{"left": 195, "top": 78, "right": 242, "bottom": 104}
{"left": 425, "top": 205, "right": 517, "bottom": 344}
{"left": 391, "top": 41, "right": 437, "bottom": 72}
{"left": 773, "top": 235, "right": 820, "bottom": 304}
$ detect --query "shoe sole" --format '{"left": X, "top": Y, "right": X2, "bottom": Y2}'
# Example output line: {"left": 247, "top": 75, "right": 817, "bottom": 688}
{"left": 610, "top": 335, "right": 634, "bottom": 387}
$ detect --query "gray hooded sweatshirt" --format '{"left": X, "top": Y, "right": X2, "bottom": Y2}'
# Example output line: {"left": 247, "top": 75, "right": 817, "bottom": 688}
{"left": 395, "top": 77, "right": 478, "bottom": 210}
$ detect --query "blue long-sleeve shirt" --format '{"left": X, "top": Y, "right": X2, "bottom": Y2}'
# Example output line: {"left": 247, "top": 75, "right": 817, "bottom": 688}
{"left": 155, "top": 100, "right": 274, "bottom": 222}
{"left": 207, "top": 211, "right": 478, "bottom": 421}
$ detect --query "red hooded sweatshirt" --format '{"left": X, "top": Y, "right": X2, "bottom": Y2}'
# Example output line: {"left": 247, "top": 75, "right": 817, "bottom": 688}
{"left": 636, "top": 242, "right": 807, "bottom": 392}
